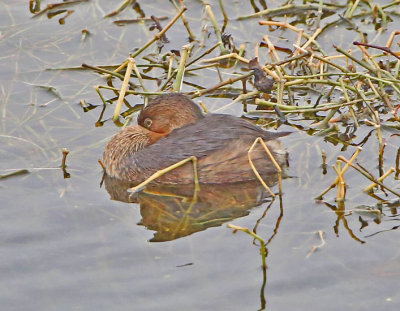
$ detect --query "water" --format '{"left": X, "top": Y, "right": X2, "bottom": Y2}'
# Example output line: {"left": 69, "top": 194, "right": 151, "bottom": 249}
{"left": 1, "top": 1, "right": 399, "bottom": 310}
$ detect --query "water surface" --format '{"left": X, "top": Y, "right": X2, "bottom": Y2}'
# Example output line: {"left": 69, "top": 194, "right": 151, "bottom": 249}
{"left": 1, "top": 1, "right": 399, "bottom": 310}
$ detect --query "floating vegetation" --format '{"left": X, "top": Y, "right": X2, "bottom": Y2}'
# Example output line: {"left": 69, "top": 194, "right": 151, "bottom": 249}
{"left": 4, "top": 0, "right": 399, "bottom": 243}
{"left": 78, "top": 1, "right": 399, "bottom": 207}
{"left": 1, "top": 2, "right": 400, "bottom": 309}
{"left": 0, "top": 169, "right": 30, "bottom": 180}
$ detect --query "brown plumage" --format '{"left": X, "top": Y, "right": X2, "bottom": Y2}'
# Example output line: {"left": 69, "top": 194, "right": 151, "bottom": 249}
{"left": 103, "top": 93, "right": 289, "bottom": 184}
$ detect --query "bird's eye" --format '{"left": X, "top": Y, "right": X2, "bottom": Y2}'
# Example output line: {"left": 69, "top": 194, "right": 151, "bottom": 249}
{"left": 143, "top": 118, "right": 152, "bottom": 128}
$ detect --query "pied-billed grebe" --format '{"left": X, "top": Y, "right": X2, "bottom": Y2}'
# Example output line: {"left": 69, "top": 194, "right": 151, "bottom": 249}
{"left": 103, "top": 93, "right": 289, "bottom": 184}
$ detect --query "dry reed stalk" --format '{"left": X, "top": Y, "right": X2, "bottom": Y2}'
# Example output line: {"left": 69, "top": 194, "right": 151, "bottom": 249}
{"left": 325, "top": 54, "right": 346, "bottom": 60}
{"left": 321, "top": 150, "right": 327, "bottom": 174}
{"left": 262, "top": 35, "right": 281, "bottom": 63}
{"left": 171, "top": 0, "right": 195, "bottom": 41}
{"left": 82, "top": 64, "right": 126, "bottom": 80}
{"left": 204, "top": 4, "right": 225, "bottom": 53}
{"left": 128, "top": 156, "right": 200, "bottom": 193}
{"left": 0, "top": 169, "right": 30, "bottom": 180}
{"left": 272, "top": 51, "right": 311, "bottom": 67}
{"left": 191, "top": 72, "right": 253, "bottom": 98}
{"left": 316, "top": 147, "right": 362, "bottom": 199}
{"left": 167, "top": 54, "right": 175, "bottom": 79}
{"left": 335, "top": 46, "right": 376, "bottom": 73}
{"left": 240, "top": 4, "right": 329, "bottom": 21}
{"left": 233, "top": 44, "right": 246, "bottom": 67}
{"left": 316, "top": 0, "right": 324, "bottom": 28}
{"left": 319, "top": 62, "right": 324, "bottom": 80}
{"left": 105, "top": 0, "right": 134, "bottom": 17}
{"left": 254, "top": 42, "right": 260, "bottom": 60}
{"left": 201, "top": 53, "right": 249, "bottom": 64}
{"left": 214, "top": 91, "right": 259, "bottom": 112}
{"left": 61, "top": 148, "right": 69, "bottom": 169}
{"left": 160, "top": 43, "right": 222, "bottom": 91}
{"left": 364, "top": 167, "right": 395, "bottom": 192}
{"left": 112, "top": 7, "right": 187, "bottom": 76}
{"left": 255, "top": 98, "right": 364, "bottom": 113}
{"left": 227, "top": 224, "right": 267, "bottom": 269}
{"left": 248, "top": 137, "right": 283, "bottom": 197}
{"left": 333, "top": 160, "right": 346, "bottom": 202}
{"left": 345, "top": 0, "right": 361, "bottom": 18}
{"left": 113, "top": 58, "right": 134, "bottom": 121}
{"left": 99, "top": 85, "right": 164, "bottom": 96}
{"left": 337, "top": 156, "right": 400, "bottom": 197}
{"left": 262, "top": 67, "right": 279, "bottom": 81}
{"left": 131, "top": 58, "right": 147, "bottom": 92}
{"left": 311, "top": 53, "right": 349, "bottom": 73}
{"left": 198, "top": 101, "right": 208, "bottom": 113}
{"left": 300, "top": 28, "right": 322, "bottom": 51}
{"left": 395, "top": 148, "right": 400, "bottom": 179}
{"left": 32, "top": 0, "right": 89, "bottom": 18}
{"left": 386, "top": 30, "right": 400, "bottom": 48}
{"left": 339, "top": 78, "right": 359, "bottom": 126}
{"left": 94, "top": 86, "right": 109, "bottom": 107}
{"left": 186, "top": 42, "right": 221, "bottom": 67}
{"left": 258, "top": 20, "right": 326, "bottom": 55}
{"left": 218, "top": 0, "right": 228, "bottom": 26}
{"left": 172, "top": 44, "right": 191, "bottom": 92}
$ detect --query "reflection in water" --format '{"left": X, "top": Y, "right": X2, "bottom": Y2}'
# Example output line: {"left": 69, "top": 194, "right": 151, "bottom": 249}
{"left": 104, "top": 152, "right": 288, "bottom": 309}
{"left": 323, "top": 201, "right": 365, "bottom": 244}
{"left": 104, "top": 173, "right": 281, "bottom": 242}
{"left": 249, "top": 0, "right": 268, "bottom": 13}
{"left": 228, "top": 196, "right": 284, "bottom": 310}
{"left": 322, "top": 198, "right": 400, "bottom": 243}
{"left": 104, "top": 171, "right": 286, "bottom": 309}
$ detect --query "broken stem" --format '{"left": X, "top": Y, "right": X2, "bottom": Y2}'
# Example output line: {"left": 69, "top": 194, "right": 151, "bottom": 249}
{"left": 113, "top": 58, "right": 134, "bottom": 121}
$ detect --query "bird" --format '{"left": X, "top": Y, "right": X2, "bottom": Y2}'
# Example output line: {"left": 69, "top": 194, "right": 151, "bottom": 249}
{"left": 103, "top": 93, "right": 289, "bottom": 184}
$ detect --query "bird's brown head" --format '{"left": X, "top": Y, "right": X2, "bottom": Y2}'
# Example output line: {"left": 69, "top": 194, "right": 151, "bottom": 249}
{"left": 137, "top": 93, "right": 204, "bottom": 134}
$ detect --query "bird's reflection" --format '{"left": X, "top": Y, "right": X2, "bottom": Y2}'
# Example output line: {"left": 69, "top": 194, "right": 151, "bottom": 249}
{"left": 104, "top": 166, "right": 287, "bottom": 310}
{"left": 104, "top": 172, "right": 282, "bottom": 242}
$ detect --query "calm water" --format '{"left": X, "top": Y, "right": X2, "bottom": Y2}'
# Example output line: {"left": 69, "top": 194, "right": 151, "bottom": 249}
{"left": 1, "top": 1, "right": 399, "bottom": 310}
